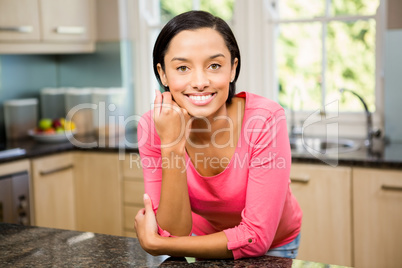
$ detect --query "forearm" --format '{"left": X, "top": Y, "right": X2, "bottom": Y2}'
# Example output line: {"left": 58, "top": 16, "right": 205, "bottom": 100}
{"left": 155, "top": 231, "right": 233, "bottom": 259}
{"left": 156, "top": 147, "right": 192, "bottom": 236}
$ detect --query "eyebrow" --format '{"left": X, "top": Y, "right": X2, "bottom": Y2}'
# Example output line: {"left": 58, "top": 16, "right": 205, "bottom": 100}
{"left": 170, "top": 53, "right": 225, "bottom": 62}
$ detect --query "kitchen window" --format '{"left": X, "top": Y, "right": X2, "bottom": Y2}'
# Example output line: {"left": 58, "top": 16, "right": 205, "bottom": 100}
{"left": 273, "top": 0, "right": 381, "bottom": 114}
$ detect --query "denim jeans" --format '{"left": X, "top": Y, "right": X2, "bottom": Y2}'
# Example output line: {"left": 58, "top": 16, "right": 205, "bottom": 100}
{"left": 265, "top": 233, "right": 301, "bottom": 259}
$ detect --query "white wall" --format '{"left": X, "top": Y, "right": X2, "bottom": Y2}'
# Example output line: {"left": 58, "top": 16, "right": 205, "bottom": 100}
{"left": 384, "top": 29, "right": 402, "bottom": 143}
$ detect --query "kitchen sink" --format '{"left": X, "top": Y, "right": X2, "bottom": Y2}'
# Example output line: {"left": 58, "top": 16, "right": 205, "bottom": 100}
{"left": 289, "top": 137, "right": 360, "bottom": 154}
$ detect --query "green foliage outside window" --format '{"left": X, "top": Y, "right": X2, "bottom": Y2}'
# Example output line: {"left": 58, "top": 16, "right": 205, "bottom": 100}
{"left": 277, "top": 0, "right": 379, "bottom": 112}
{"left": 160, "top": 0, "right": 235, "bottom": 23}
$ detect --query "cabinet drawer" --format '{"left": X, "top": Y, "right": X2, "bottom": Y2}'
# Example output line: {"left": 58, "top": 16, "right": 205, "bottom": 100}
{"left": 124, "top": 205, "right": 143, "bottom": 230}
{"left": 123, "top": 180, "right": 144, "bottom": 204}
{"left": 122, "top": 154, "right": 143, "bottom": 179}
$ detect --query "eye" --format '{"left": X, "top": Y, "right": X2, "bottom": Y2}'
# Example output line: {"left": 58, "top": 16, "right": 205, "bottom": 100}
{"left": 177, "top": 66, "right": 189, "bottom": 72}
{"left": 209, "top": 64, "right": 221, "bottom": 70}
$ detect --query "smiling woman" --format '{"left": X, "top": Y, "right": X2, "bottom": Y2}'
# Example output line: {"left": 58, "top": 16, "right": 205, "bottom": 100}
{"left": 156, "top": 28, "right": 237, "bottom": 118}
{"left": 135, "top": 10, "right": 302, "bottom": 260}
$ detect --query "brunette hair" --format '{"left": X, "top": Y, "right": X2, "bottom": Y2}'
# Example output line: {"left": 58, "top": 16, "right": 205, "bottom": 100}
{"left": 152, "top": 10, "right": 241, "bottom": 104}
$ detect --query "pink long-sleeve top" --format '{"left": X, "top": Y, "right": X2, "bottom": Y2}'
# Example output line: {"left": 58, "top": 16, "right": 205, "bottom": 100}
{"left": 137, "top": 91, "right": 302, "bottom": 259}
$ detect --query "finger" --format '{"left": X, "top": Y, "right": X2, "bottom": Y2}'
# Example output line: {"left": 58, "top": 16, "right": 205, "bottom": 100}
{"left": 154, "top": 90, "right": 163, "bottom": 116}
{"left": 136, "top": 208, "right": 146, "bottom": 217}
{"left": 143, "top": 193, "right": 153, "bottom": 213}
{"left": 161, "top": 91, "right": 172, "bottom": 106}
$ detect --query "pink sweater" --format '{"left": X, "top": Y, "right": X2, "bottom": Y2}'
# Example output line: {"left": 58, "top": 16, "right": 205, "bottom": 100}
{"left": 137, "top": 91, "right": 302, "bottom": 259}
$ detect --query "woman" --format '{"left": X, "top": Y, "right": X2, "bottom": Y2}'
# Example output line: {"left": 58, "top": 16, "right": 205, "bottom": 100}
{"left": 135, "top": 10, "right": 302, "bottom": 260}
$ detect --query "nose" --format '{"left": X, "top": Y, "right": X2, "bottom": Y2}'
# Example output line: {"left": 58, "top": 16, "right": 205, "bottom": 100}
{"left": 190, "top": 69, "right": 209, "bottom": 90}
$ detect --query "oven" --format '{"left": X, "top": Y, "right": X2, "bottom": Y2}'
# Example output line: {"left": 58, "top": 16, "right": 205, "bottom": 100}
{"left": 0, "top": 171, "right": 31, "bottom": 225}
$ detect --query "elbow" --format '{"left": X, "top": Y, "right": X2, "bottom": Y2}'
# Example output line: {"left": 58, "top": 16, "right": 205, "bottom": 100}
{"left": 249, "top": 242, "right": 270, "bottom": 258}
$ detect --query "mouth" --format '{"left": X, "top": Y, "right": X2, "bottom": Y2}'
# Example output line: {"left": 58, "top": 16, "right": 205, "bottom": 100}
{"left": 185, "top": 93, "right": 216, "bottom": 106}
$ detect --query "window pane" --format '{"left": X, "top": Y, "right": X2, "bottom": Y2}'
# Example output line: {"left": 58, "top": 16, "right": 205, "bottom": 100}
{"left": 200, "top": 0, "right": 235, "bottom": 21}
{"left": 326, "top": 19, "right": 376, "bottom": 112}
{"left": 331, "top": 0, "right": 380, "bottom": 16}
{"left": 279, "top": 0, "right": 325, "bottom": 20}
{"left": 160, "top": 0, "right": 192, "bottom": 24}
{"left": 160, "top": 0, "right": 234, "bottom": 23}
{"left": 277, "top": 23, "right": 322, "bottom": 111}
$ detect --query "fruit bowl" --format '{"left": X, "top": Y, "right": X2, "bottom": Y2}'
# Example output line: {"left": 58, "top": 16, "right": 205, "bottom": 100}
{"left": 28, "top": 129, "right": 76, "bottom": 143}
{"left": 30, "top": 118, "right": 77, "bottom": 143}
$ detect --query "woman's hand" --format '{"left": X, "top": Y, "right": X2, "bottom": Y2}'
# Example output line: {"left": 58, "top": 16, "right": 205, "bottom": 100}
{"left": 153, "top": 90, "right": 191, "bottom": 150}
{"left": 134, "top": 193, "right": 160, "bottom": 256}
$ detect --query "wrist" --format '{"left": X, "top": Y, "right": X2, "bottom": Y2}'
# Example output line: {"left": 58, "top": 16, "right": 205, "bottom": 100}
{"left": 161, "top": 145, "right": 186, "bottom": 156}
{"left": 148, "top": 235, "right": 166, "bottom": 256}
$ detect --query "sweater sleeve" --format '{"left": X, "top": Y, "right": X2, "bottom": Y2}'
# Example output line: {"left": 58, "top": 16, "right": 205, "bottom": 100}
{"left": 223, "top": 108, "right": 294, "bottom": 259}
{"left": 137, "top": 111, "right": 171, "bottom": 237}
{"left": 137, "top": 111, "right": 185, "bottom": 238}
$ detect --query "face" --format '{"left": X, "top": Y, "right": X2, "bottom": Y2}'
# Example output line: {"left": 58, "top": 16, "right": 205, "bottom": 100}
{"left": 157, "top": 28, "right": 238, "bottom": 118}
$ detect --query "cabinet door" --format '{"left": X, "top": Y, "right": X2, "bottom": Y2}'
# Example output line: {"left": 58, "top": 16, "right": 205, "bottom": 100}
{"left": 290, "top": 164, "right": 352, "bottom": 266}
{"left": 74, "top": 152, "right": 122, "bottom": 236}
{"left": 39, "top": 0, "right": 94, "bottom": 42}
{"left": 353, "top": 168, "right": 402, "bottom": 268}
{"left": 32, "top": 153, "right": 76, "bottom": 230}
{"left": 0, "top": 0, "right": 41, "bottom": 41}
{"left": 121, "top": 153, "right": 144, "bottom": 237}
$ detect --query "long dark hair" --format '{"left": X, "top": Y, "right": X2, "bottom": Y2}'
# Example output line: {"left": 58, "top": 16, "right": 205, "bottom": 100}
{"left": 152, "top": 10, "right": 241, "bottom": 104}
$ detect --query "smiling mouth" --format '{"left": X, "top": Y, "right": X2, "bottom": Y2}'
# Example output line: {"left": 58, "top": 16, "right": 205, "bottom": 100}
{"left": 186, "top": 93, "right": 216, "bottom": 105}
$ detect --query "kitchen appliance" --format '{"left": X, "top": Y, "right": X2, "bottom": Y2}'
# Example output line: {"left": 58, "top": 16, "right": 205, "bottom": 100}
{"left": 92, "top": 88, "right": 126, "bottom": 138}
{"left": 40, "top": 88, "right": 66, "bottom": 119}
{"left": 0, "top": 171, "right": 31, "bottom": 225}
{"left": 3, "top": 98, "right": 38, "bottom": 140}
{"left": 65, "top": 88, "right": 94, "bottom": 136}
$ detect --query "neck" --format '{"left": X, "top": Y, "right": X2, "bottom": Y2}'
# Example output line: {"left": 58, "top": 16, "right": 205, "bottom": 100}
{"left": 188, "top": 104, "right": 231, "bottom": 145}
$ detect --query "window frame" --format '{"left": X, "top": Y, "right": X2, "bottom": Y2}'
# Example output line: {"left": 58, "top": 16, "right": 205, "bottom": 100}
{"left": 268, "top": 0, "right": 385, "bottom": 138}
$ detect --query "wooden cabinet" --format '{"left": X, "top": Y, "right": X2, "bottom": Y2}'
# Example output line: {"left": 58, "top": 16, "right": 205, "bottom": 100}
{"left": 39, "top": 0, "right": 94, "bottom": 43}
{"left": 31, "top": 152, "right": 76, "bottom": 230}
{"left": 74, "top": 152, "right": 122, "bottom": 236}
{"left": 121, "top": 153, "right": 145, "bottom": 238}
{"left": 290, "top": 163, "right": 352, "bottom": 266}
{"left": 353, "top": 168, "right": 402, "bottom": 268}
{"left": 0, "top": 0, "right": 41, "bottom": 41}
{"left": 0, "top": 0, "right": 95, "bottom": 54}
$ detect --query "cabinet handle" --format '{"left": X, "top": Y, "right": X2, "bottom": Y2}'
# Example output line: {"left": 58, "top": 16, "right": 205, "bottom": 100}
{"left": 55, "top": 26, "right": 85, "bottom": 35}
{"left": 0, "top": 26, "right": 33, "bottom": 33}
{"left": 290, "top": 175, "right": 310, "bottom": 183}
{"left": 40, "top": 164, "right": 74, "bottom": 176}
{"left": 381, "top": 184, "right": 402, "bottom": 192}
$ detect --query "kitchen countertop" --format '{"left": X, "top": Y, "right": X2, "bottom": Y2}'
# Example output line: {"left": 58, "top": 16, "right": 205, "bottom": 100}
{"left": 0, "top": 128, "right": 401, "bottom": 169}
{"left": 0, "top": 223, "right": 346, "bottom": 267}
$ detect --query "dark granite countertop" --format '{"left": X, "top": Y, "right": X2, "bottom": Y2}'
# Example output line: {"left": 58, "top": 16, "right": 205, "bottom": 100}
{"left": 0, "top": 129, "right": 401, "bottom": 169}
{"left": 0, "top": 223, "right": 346, "bottom": 267}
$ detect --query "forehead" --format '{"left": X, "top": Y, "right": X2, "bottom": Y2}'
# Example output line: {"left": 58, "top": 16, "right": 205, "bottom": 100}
{"left": 165, "top": 28, "right": 229, "bottom": 57}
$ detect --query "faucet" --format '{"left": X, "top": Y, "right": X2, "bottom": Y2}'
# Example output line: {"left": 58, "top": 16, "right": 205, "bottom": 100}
{"left": 339, "top": 88, "right": 381, "bottom": 149}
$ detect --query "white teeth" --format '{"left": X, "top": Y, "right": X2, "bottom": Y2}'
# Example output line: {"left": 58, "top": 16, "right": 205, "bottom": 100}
{"left": 188, "top": 94, "right": 212, "bottom": 102}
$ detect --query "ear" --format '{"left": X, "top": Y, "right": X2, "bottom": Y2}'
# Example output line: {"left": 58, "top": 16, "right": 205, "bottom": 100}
{"left": 230, "top": 58, "right": 239, "bottom": 82}
{"left": 157, "top": 63, "right": 168, "bottom": 86}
